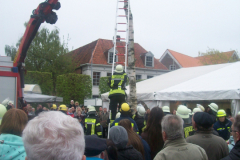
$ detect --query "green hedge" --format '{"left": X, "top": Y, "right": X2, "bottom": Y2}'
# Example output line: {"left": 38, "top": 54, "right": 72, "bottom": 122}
{"left": 99, "top": 77, "right": 111, "bottom": 96}
{"left": 24, "top": 71, "right": 53, "bottom": 95}
{"left": 56, "top": 73, "right": 92, "bottom": 104}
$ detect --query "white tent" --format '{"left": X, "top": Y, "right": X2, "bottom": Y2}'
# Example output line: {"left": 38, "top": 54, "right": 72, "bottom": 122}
{"left": 23, "top": 84, "right": 63, "bottom": 103}
{"left": 101, "top": 62, "right": 240, "bottom": 115}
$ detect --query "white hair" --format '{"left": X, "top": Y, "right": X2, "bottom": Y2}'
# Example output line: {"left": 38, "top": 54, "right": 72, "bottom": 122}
{"left": 22, "top": 111, "right": 85, "bottom": 160}
{"left": 161, "top": 115, "right": 184, "bottom": 140}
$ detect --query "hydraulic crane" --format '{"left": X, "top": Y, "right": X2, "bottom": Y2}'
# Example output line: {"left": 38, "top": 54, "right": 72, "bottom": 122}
{"left": 12, "top": 0, "right": 60, "bottom": 110}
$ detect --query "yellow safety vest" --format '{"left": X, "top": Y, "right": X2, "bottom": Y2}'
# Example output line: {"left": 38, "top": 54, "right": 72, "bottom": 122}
{"left": 109, "top": 73, "right": 127, "bottom": 95}
{"left": 85, "top": 118, "right": 102, "bottom": 136}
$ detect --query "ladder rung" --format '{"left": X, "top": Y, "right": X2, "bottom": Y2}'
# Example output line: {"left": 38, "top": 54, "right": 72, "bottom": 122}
{"left": 116, "top": 46, "right": 125, "bottom": 48}
{"left": 118, "top": 15, "right": 127, "bottom": 17}
{"left": 116, "top": 62, "right": 125, "bottom": 64}
{"left": 116, "top": 54, "right": 125, "bottom": 56}
{"left": 117, "top": 38, "right": 125, "bottom": 40}
{"left": 119, "top": 1, "right": 128, "bottom": 2}
{"left": 118, "top": 8, "right": 128, "bottom": 9}
{"left": 117, "top": 30, "right": 126, "bottom": 32}
{"left": 117, "top": 23, "right": 126, "bottom": 24}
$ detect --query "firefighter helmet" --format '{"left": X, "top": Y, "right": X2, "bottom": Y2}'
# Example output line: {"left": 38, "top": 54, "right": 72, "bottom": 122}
{"left": 115, "top": 65, "right": 123, "bottom": 73}
{"left": 176, "top": 105, "right": 189, "bottom": 119}
{"left": 120, "top": 103, "right": 130, "bottom": 112}
{"left": 217, "top": 109, "right": 226, "bottom": 117}
{"left": 208, "top": 103, "right": 218, "bottom": 113}
{"left": 59, "top": 105, "right": 68, "bottom": 111}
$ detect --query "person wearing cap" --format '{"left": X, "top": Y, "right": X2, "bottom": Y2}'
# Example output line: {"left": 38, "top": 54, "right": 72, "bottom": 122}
{"left": 154, "top": 115, "right": 208, "bottom": 160}
{"left": 109, "top": 126, "right": 143, "bottom": 160}
{"left": 186, "top": 112, "right": 229, "bottom": 160}
{"left": 107, "top": 65, "right": 128, "bottom": 121}
{"left": 85, "top": 106, "right": 102, "bottom": 137}
{"left": 99, "top": 107, "right": 109, "bottom": 138}
{"left": 176, "top": 105, "right": 194, "bottom": 138}
{"left": 59, "top": 104, "right": 68, "bottom": 115}
{"left": 221, "top": 115, "right": 240, "bottom": 160}
{"left": 85, "top": 135, "right": 107, "bottom": 160}
{"left": 110, "top": 103, "right": 139, "bottom": 133}
{"left": 206, "top": 103, "right": 218, "bottom": 123}
{"left": 162, "top": 106, "right": 171, "bottom": 116}
{"left": 213, "top": 109, "right": 232, "bottom": 140}
{"left": 133, "top": 104, "right": 146, "bottom": 135}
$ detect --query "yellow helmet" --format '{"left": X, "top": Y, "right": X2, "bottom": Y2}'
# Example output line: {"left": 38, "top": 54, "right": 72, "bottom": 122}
{"left": 217, "top": 109, "right": 226, "bottom": 117}
{"left": 51, "top": 104, "right": 57, "bottom": 110}
{"left": 59, "top": 105, "right": 68, "bottom": 111}
{"left": 120, "top": 103, "right": 130, "bottom": 112}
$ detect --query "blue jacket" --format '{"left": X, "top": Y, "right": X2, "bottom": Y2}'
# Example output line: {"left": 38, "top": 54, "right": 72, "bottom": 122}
{"left": 139, "top": 136, "right": 152, "bottom": 160}
{"left": 213, "top": 119, "right": 232, "bottom": 140}
{"left": 0, "top": 134, "right": 26, "bottom": 160}
{"left": 111, "top": 115, "right": 139, "bottom": 132}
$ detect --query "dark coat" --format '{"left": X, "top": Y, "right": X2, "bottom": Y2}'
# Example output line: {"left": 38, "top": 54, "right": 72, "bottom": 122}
{"left": 117, "top": 145, "right": 144, "bottom": 160}
{"left": 186, "top": 130, "right": 229, "bottom": 160}
{"left": 213, "top": 119, "right": 232, "bottom": 140}
{"left": 85, "top": 111, "right": 102, "bottom": 137}
{"left": 111, "top": 114, "right": 139, "bottom": 132}
{"left": 221, "top": 140, "right": 240, "bottom": 160}
{"left": 140, "top": 136, "right": 152, "bottom": 160}
{"left": 134, "top": 114, "right": 145, "bottom": 135}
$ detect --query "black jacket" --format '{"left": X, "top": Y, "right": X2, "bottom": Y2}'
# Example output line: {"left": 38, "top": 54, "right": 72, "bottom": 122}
{"left": 134, "top": 114, "right": 145, "bottom": 135}
{"left": 117, "top": 145, "right": 144, "bottom": 160}
{"left": 221, "top": 140, "right": 240, "bottom": 160}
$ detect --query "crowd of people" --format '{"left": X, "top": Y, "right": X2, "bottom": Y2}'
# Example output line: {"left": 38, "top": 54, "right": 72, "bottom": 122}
{"left": 0, "top": 98, "right": 240, "bottom": 160}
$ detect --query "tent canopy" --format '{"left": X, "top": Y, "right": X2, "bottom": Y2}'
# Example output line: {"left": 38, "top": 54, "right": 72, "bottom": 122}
{"left": 24, "top": 84, "right": 42, "bottom": 94}
{"left": 101, "top": 62, "right": 240, "bottom": 101}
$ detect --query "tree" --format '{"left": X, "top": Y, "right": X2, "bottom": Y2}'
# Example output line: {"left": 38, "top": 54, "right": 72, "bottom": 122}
{"left": 124, "top": 2, "right": 137, "bottom": 112}
{"left": 198, "top": 48, "right": 239, "bottom": 65}
{"left": 5, "top": 45, "right": 17, "bottom": 61}
{"left": 5, "top": 24, "right": 75, "bottom": 94}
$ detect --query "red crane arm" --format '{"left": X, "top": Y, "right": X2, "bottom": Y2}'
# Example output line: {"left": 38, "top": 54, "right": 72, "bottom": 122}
{"left": 13, "top": 0, "right": 60, "bottom": 109}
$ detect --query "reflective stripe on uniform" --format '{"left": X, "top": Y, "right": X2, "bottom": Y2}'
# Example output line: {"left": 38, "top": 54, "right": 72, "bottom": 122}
{"left": 114, "top": 122, "right": 134, "bottom": 128}
{"left": 85, "top": 118, "right": 97, "bottom": 135}
{"left": 184, "top": 126, "right": 193, "bottom": 138}
{"left": 109, "top": 73, "right": 127, "bottom": 95}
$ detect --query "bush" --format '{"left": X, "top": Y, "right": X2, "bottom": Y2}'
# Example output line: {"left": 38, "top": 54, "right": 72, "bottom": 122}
{"left": 24, "top": 71, "right": 53, "bottom": 95}
{"left": 56, "top": 73, "right": 92, "bottom": 104}
{"left": 99, "top": 77, "right": 111, "bottom": 96}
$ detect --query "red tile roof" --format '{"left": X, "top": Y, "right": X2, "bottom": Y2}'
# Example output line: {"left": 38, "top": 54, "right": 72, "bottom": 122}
{"left": 168, "top": 49, "right": 202, "bottom": 67}
{"left": 70, "top": 39, "right": 168, "bottom": 70}
{"left": 195, "top": 51, "right": 236, "bottom": 65}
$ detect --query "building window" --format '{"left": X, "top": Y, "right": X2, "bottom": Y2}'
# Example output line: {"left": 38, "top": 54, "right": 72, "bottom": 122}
{"left": 147, "top": 75, "right": 153, "bottom": 79}
{"left": 146, "top": 56, "right": 153, "bottom": 67}
{"left": 93, "top": 72, "right": 100, "bottom": 86}
{"left": 169, "top": 65, "right": 176, "bottom": 71}
{"left": 136, "top": 75, "right": 142, "bottom": 80}
{"left": 108, "top": 52, "right": 118, "bottom": 64}
{"left": 107, "top": 73, "right": 112, "bottom": 77}
{"left": 92, "top": 95, "right": 99, "bottom": 98}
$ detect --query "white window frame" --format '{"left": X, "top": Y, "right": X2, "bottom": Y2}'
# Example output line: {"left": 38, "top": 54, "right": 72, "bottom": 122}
{"left": 108, "top": 48, "right": 118, "bottom": 64}
{"left": 145, "top": 51, "right": 154, "bottom": 67}
{"left": 169, "top": 65, "right": 176, "bottom": 71}
{"left": 136, "top": 75, "right": 142, "bottom": 80}
{"left": 93, "top": 72, "right": 101, "bottom": 86}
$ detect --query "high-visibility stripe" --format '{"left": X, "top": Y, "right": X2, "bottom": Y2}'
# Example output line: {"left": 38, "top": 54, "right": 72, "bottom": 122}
{"left": 115, "top": 122, "right": 134, "bottom": 128}
{"left": 85, "top": 118, "right": 97, "bottom": 135}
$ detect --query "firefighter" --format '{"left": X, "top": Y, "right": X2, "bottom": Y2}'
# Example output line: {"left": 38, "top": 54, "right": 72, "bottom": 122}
{"left": 110, "top": 103, "right": 139, "bottom": 133}
{"left": 108, "top": 65, "right": 128, "bottom": 120}
{"left": 50, "top": 104, "right": 57, "bottom": 111}
{"left": 85, "top": 105, "right": 102, "bottom": 137}
{"left": 133, "top": 104, "right": 146, "bottom": 135}
{"left": 176, "top": 105, "right": 194, "bottom": 138}
{"left": 206, "top": 103, "right": 218, "bottom": 123}
{"left": 59, "top": 104, "right": 68, "bottom": 115}
{"left": 213, "top": 109, "right": 232, "bottom": 140}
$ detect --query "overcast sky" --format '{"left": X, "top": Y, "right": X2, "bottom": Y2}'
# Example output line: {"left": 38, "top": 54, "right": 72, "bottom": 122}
{"left": 1, "top": 0, "right": 240, "bottom": 59}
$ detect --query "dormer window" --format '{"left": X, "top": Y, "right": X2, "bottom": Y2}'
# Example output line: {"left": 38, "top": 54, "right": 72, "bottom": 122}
{"left": 145, "top": 51, "right": 154, "bottom": 67}
{"left": 108, "top": 47, "right": 118, "bottom": 64}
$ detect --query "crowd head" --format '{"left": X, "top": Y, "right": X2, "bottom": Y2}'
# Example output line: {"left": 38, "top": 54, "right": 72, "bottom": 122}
{"left": 22, "top": 111, "right": 85, "bottom": 160}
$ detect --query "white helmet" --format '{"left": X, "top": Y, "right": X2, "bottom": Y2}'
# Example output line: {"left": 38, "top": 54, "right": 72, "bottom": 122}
{"left": 208, "top": 103, "right": 218, "bottom": 113}
{"left": 116, "top": 112, "right": 121, "bottom": 119}
{"left": 87, "top": 105, "right": 96, "bottom": 112}
{"left": 196, "top": 104, "right": 205, "bottom": 112}
{"left": 193, "top": 108, "right": 202, "bottom": 114}
{"left": 162, "top": 106, "right": 170, "bottom": 113}
{"left": 115, "top": 65, "right": 123, "bottom": 73}
{"left": 2, "top": 98, "right": 13, "bottom": 107}
{"left": 176, "top": 105, "right": 189, "bottom": 119}
{"left": 137, "top": 106, "right": 146, "bottom": 117}
{"left": 188, "top": 109, "right": 193, "bottom": 116}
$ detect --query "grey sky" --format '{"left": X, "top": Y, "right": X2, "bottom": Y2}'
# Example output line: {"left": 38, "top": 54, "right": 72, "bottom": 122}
{"left": 1, "top": 0, "right": 240, "bottom": 59}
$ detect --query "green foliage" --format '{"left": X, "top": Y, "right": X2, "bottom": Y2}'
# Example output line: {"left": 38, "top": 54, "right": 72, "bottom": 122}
{"left": 198, "top": 48, "right": 239, "bottom": 65}
{"left": 5, "top": 23, "right": 76, "bottom": 94}
{"left": 24, "top": 71, "right": 53, "bottom": 95}
{"left": 5, "top": 45, "right": 17, "bottom": 61}
{"left": 56, "top": 73, "right": 92, "bottom": 104}
{"left": 99, "top": 77, "right": 111, "bottom": 96}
